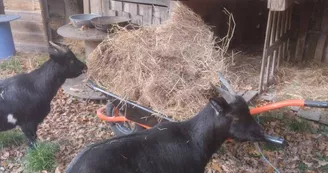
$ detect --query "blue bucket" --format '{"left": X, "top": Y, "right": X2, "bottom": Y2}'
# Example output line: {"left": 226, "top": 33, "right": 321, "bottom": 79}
{"left": 0, "top": 14, "right": 20, "bottom": 60}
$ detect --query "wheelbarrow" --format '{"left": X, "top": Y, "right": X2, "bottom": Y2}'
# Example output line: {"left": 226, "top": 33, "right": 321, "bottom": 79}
{"left": 87, "top": 73, "right": 328, "bottom": 146}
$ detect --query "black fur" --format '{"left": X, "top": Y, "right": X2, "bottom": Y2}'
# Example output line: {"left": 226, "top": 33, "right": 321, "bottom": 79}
{"left": 0, "top": 42, "right": 87, "bottom": 147}
{"left": 65, "top": 95, "right": 265, "bottom": 173}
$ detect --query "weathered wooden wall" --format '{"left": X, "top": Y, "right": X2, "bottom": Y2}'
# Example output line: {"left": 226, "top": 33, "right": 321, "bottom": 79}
{"left": 4, "top": 0, "right": 49, "bottom": 52}
{"left": 85, "top": 0, "right": 170, "bottom": 26}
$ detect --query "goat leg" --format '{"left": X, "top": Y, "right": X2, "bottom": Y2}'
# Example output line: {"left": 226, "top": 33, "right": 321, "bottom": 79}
{"left": 20, "top": 122, "right": 38, "bottom": 148}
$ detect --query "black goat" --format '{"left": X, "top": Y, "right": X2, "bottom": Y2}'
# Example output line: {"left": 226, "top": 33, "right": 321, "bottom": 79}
{"left": 0, "top": 41, "right": 87, "bottom": 147}
{"left": 65, "top": 88, "right": 266, "bottom": 173}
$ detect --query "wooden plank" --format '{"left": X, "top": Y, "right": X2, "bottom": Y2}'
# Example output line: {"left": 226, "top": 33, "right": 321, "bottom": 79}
{"left": 242, "top": 90, "right": 258, "bottom": 103}
{"left": 286, "top": 5, "right": 293, "bottom": 61}
{"left": 108, "top": 9, "right": 117, "bottom": 16}
{"left": 12, "top": 31, "right": 47, "bottom": 45}
{"left": 131, "top": 14, "right": 143, "bottom": 25}
{"left": 4, "top": 0, "right": 40, "bottom": 11}
{"left": 102, "top": 0, "right": 110, "bottom": 15}
{"left": 15, "top": 42, "right": 49, "bottom": 52}
{"left": 38, "top": 0, "right": 51, "bottom": 43}
{"left": 324, "top": 40, "right": 328, "bottom": 63}
{"left": 277, "top": 11, "right": 286, "bottom": 68}
{"left": 266, "top": 30, "right": 291, "bottom": 55}
{"left": 298, "top": 110, "right": 321, "bottom": 122}
{"left": 270, "top": 11, "right": 282, "bottom": 79}
{"left": 5, "top": 10, "right": 42, "bottom": 22}
{"left": 265, "top": 11, "right": 277, "bottom": 86}
{"left": 314, "top": 35, "right": 328, "bottom": 62}
{"left": 153, "top": 5, "right": 168, "bottom": 23}
{"left": 294, "top": 1, "right": 312, "bottom": 62}
{"left": 110, "top": 1, "right": 123, "bottom": 11}
{"left": 237, "top": 91, "right": 247, "bottom": 96}
{"left": 267, "top": 0, "right": 295, "bottom": 11}
{"left": 113, "top": 0, "right": 170, "bottom": 7}
{"left": 10, "top": 20, "right": 44, "bottom": 33}
{"left": 123, "top": 2, "right": 138, "bottom": 15}
{"left": 83, "top": 0, "right": 90, "bottom": 14}
{"left": 159, "top": 6, "right": 169, "bottom": 22}
{"left": 138, "top": 4, "right": 152, "bottom": 25}
{"left": 315, "top": 0, "right": 328, "bottom": 62}
{"left": 122, "top": 11, "right": 131, "bottom": 18}
{"left": 259, "top": 10, "right": 273, "bottom": 92}
{"left": 282, "top": 10, "right": 288, "bottom": 61}
{"left": 90, "top": 0, "right": 102, "bottom": 14}
{"left": 152, "top": 17, "right": 160, "bottom": 25}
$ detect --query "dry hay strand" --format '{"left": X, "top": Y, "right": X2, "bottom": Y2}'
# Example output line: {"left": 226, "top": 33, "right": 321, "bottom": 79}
{"left": 87, "top": 2, "right": 231, "bottom": 120}
{"left": 276, "top": 63, "right": 328, "bottom": 100}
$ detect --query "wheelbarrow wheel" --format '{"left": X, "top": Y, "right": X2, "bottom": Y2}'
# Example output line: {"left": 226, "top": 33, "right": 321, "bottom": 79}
{"left": 105, "top": 102, "right": 145, "bottom": 136}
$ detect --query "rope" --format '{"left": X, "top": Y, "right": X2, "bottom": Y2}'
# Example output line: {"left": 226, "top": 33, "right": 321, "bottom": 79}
{"left": 252, "top": 102, "right": 281, "bottom": 173}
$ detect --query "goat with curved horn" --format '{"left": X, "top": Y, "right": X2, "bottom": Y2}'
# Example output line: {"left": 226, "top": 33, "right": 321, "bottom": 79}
{"left": 218, "top": 72, "right": 236, "bottom": 95}
{"left": 49, "top": 41, "right": 67, "bottom": 53}
{"left": 210, "top": 82, "right": 236, "bottom": 104}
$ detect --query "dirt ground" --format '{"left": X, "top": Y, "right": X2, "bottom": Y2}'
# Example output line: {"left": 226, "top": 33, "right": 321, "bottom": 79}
{"left": 0, "top": 51, "right": 328, "bottom": 173}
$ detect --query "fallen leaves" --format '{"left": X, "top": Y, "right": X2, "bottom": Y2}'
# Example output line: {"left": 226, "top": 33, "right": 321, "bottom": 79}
{"left": 0, "top": 87, "right": 327, "bottom": 173}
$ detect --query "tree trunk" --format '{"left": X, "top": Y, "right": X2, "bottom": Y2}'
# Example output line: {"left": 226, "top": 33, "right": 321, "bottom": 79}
{"left": 0, "top": 0, "right": 5, "bottom": 14}
{"left": 64, "top": 0, "right": 83, "bottom": 22}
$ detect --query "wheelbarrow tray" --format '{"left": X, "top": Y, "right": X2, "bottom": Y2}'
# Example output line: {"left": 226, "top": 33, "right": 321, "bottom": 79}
{"left": 87, "top": 80, "right": 172, "bottom": 128}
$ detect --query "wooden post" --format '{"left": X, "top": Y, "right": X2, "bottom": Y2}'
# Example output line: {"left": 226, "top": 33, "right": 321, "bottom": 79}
{"left": 83, "top": 0, "right": 90, "bottom": 14}
{"left": 277, "top": 10, "right": 286, "bottom": 68}
{"left": 39, "top": 0, "right": 52, "bottom": 43}
{"left": 0, "top": 0, "right": 4, "bottom": 14}
{"left": 315, "top": 0, "right": 328, "bottom": 62}
{"left": 265, "top": 11, "right": 277, "bottom": 86}
{"left": 259, "top": 10, "right": 273, "bottom": 92}
{"left": 286, "top": 5, "right": 293, "bottom": 61}
{"left": 64, "top": 0, "right": 84, "bottom": 22}
{"left": 294, "top": 0, "right": 312, "bottom": 62}
{"left": 282, "top": 7, "right": 289, "bottom": 61}
{"left": 271, "top": 11, "right": 281, "bottom": 80}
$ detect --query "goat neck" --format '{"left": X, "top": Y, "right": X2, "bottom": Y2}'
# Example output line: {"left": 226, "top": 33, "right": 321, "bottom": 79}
{"left": 186, "top": 103, "right": 231, "bottom": 161}
{"left": 31, "top": 59, "right": 67, "bottom": 99}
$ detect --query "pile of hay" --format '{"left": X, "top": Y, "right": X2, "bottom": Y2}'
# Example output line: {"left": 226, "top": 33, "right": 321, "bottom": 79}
{"left": 87, "top": 3, "right": 230, "bottom": 120}
{"left": 276, "top": 63, "right": 328, "bottom": 100}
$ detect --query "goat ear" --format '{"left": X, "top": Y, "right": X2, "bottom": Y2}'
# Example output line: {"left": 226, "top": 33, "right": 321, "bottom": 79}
{"left": 209, "top": 97, "right": 230, "bottom": 115}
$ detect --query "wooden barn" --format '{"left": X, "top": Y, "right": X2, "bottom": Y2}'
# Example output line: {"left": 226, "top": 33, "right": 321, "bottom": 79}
{"left": 1, "top": 0, "right": 328, "bottom": 92}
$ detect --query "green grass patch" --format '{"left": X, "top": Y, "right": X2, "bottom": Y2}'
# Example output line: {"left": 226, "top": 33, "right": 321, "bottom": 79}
{"left": 0, "top": 57, "right": 23, "bottom": 73}
{"left": 298, "top": 162, "right": 308, "bottom": 172}
{"left": 23, "top": 142, "right": 59, "bottom": 173}
{"left": 287, "top": 118, "right": 311, "bottom": 133}
{"left": 33, "top": 56, "right": 49, "bottom": 68}
{"left": 0, "top": 129, "right": 25, "bottom": 149}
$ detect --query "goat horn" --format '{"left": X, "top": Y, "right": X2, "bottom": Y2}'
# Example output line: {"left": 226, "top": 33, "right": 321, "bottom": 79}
{"left": 49, "top": 41, "right": 67, "bottom": 52}
{"left": 218, "top": 72, "right": 236, "bottom": 95}
{"left": 215, "top": 86, "right": 236, "bottom": 104}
